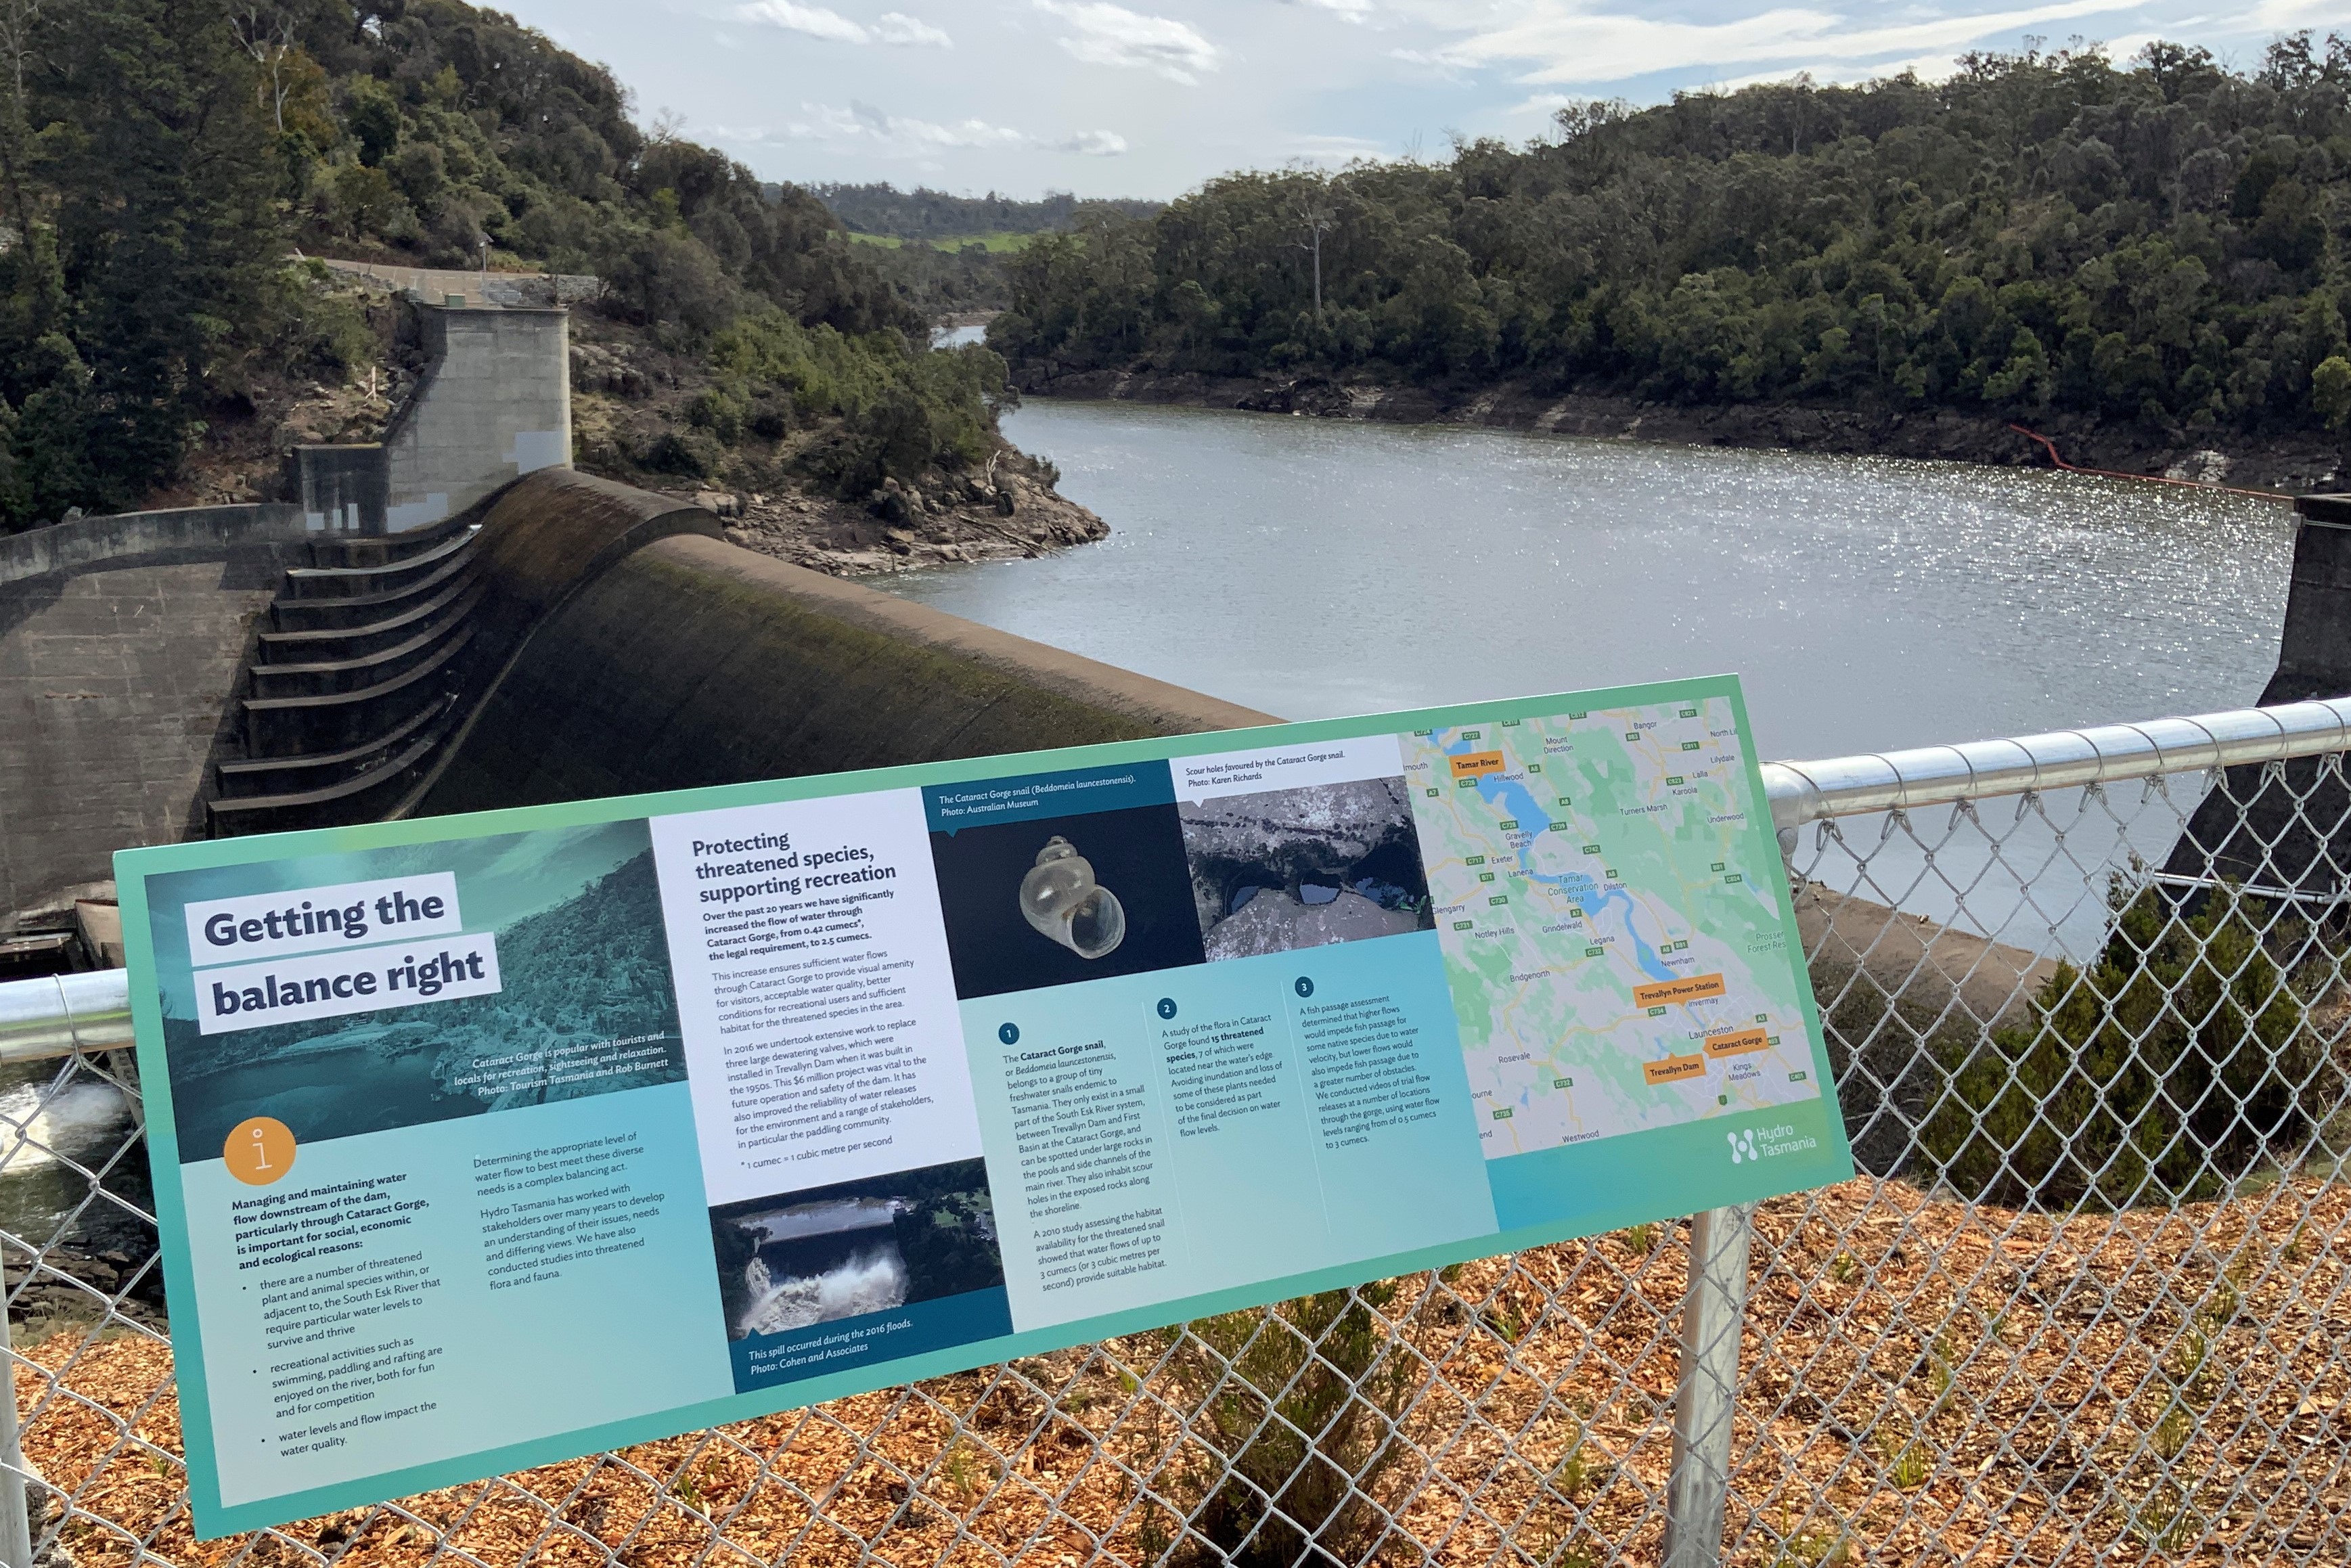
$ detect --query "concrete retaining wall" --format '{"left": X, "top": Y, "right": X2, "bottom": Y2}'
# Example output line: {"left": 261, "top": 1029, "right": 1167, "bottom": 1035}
{"left": 297, "top": 444, "right": 388, "bottom": 533}
{"left": 1, "top": 522, "right": 306, "bottom": 919}
{"left": 1, "top": 505, "right": 305, "bottom": 587}
{"left": 317, "top": 257, "right": 602, "bottom": 309}
{"left": 417, "top": 532, "right": 1279, "bottom": 815}
{"left": 384, "top": 305, "right": 571, "bottom": 531}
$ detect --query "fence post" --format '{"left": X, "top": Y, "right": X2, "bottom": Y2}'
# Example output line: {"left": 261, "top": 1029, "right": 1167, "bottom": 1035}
{"left": 0, "top": 1349, "right": 30, "bottom": 1568}
{"left": 1660, "top": 1203, "right": 1755, "bottom": 1568}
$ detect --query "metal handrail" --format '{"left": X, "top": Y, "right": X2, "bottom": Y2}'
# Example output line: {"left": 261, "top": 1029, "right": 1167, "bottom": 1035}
{"left": 0, "top": 969, "right": 132, "bottom": 1062}
{"left": 5, "top": 694, "right": 2342, "bottom": 1065}
{"left": 1757, "top": 695, "right": 2351, "bottom": 832}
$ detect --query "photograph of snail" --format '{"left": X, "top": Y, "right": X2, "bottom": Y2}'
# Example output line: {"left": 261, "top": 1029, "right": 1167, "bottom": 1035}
{"left": 926, "top": 799, "right": 1209, "bottom": 1002}
{"left": 1020, "top": 836, "right": 1126, "bottom": 959}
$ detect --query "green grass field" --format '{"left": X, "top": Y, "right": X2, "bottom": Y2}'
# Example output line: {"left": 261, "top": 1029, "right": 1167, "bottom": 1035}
{"left": 847, "top": 230, "right": 1042, "bottom": 252}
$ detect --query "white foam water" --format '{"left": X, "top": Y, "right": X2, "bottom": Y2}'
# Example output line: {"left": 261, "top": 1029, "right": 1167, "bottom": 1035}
{"left": 738, "top": 1246, "right": 910, "bottom": 1337}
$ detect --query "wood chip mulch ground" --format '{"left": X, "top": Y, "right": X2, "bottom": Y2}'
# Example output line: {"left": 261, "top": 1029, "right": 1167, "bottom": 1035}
{"left": 17, "top": 1175, "right": 2350, "bottom": 1568}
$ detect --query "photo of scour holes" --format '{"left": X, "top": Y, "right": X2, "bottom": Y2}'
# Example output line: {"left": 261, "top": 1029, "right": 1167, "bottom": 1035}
{"left": 707, "top": 1159, "right": 1006, "bottom": 1342}
{"left": 1179, "top": 775, "right": 1436, "bottom": 960}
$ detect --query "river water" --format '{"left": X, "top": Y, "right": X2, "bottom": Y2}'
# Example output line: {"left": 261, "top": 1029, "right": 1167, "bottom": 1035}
{"left": 0, "top": 1056, "right": 154, "bottom": 1276}
{"left": 895, "top": 399, "right": 2298, "bottom": 960}
{"left": 905, "top": 400, "right": 2291, "bottom": 761}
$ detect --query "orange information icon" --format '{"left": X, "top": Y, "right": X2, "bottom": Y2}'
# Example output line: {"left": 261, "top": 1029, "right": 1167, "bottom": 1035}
{"left": 224, "top": 1117, "right": 296, "bottom": 1186}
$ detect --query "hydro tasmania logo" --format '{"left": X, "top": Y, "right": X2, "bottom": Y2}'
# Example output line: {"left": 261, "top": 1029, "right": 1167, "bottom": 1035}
{"left": 1727, "top": 1122, "right": 1817, "bottom": 1164}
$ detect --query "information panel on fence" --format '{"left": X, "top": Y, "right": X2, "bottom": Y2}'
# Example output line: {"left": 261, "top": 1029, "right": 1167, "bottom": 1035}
{"left": 119, "top": 676, "right": 1854, "bottom": 1538}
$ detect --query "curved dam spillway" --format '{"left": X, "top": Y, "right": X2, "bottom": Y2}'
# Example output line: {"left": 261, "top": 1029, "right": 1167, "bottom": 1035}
{"left": 207, "top": 470, "right": 728, "bottom": 834}
{"left": 415, "top": 527, "right": 1277, "bottom": 813}
{"left": 228, "top": 465, "right": 1276, "bottom": 830}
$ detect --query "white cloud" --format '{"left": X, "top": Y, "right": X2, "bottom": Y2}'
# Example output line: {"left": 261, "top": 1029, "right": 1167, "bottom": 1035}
{"left": 873, "top": 12, "right": 952, "bottom": 45}
{"left": 2252, "top": 0, "right": 2344, "bottom": 26}
{"left": 1430, "top": 0, "right": 2141, "bottom": 87}
{"left": 1293, "top": 0, "right": 1376, "bottom": 18}
{"left": 1699, "top": 50, "right": 1963, "bottom": 93}
{"left": 1387, "top": 45, "right": 1470, "bottom": 81}
{"left": 2098, "top": 33, "right": 2164, "bottom": 65}
{"left": 1290, "top": 132, "right": 1387, "bottom": 160}
{"left": 1054, "top": 128, "right": 1133, "bottom": 154}
{"left": 715, "top": 102, "right": 1127, "bottom": 158}
{"left": 736, "top": 1, "right": 951, "bottom": 47}
{"left": 843, "top": 99, "right": 1026, "bottom": 146}
{"left": 736, "top": 0, "right": 869, "bottom": 43}
{"left": 1035, "top": 1, "right": 1222, "bottom": 84}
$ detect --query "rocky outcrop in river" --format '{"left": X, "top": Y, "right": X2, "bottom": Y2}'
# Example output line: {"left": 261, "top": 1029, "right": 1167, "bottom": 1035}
{"left": 684, "top": 465, "right": 1109, "bottom": 577}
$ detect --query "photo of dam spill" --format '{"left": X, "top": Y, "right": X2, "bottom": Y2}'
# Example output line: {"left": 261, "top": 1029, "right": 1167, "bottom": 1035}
{"left": 736, "top": 1198, "right": 908, "bottom": 1335}
{"left": 708, "top": 1159, "right": 1004, "bottom": 1341}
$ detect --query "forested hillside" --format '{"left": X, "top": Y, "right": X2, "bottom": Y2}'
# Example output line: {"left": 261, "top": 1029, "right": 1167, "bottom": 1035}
{"left": 811, "top": 183, "right": 1163, "bottom": 323}
{"left": 995, "top": 39, "right": 2351, "bottom": 462}
{"left": 0, "top": 0, "right": 1050, "bottom": 539}
{"left": 814, "top": 183, "right": 1161, "bottom": 240}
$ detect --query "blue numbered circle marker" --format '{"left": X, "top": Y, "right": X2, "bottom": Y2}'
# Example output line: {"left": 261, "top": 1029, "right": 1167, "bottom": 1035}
{"left": 998, "top": 1023, "right": 1020, "bottom": 1046}
{"left": 1294, "top": 976, "right": 1315, "bottom": 999}
{"left": 1157, "top": 997, "right": 1178, "bottom": 1020}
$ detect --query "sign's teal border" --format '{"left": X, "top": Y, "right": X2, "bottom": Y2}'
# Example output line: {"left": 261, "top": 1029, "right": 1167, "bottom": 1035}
{"left": 116, "top": 674, "right": 1855, "bottom": 1539}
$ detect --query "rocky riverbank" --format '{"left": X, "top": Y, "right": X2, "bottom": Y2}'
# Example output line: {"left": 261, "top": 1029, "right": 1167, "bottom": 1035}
{"left": 1014, "top": 366, "right": 2347, "bottom": 495}
{"left": 661, "top": 461, "right": 1108, "bottom": 577}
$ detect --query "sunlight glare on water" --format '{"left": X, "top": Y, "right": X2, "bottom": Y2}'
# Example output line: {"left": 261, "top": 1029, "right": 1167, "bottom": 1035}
{"left": 893, "top": 401, "right": 2293, "bottom": 763}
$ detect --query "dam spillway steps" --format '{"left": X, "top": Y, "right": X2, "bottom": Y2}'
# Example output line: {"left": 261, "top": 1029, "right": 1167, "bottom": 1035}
{"left": 207, "top": 512, "right": 485, "bottom": 836}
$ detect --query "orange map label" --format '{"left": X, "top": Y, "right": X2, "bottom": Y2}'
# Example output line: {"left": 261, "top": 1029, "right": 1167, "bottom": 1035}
{"left": 1450, "top": 752, "right": 1506, "bottom": 780}
{"left": 1642, "top": 1054, "right": 1706, "bottom": 1085}
{"left": 1634, "top": 972, "right": 1727, "bottom": 1008}
{"left": 1703, "top": 1027, "right": 1770, "bottom": 1058}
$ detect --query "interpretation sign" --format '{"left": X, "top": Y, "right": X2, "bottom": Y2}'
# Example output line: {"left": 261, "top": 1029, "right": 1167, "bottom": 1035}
{"left": 119, "top": 677, "right": 1853, "bottom": 1538}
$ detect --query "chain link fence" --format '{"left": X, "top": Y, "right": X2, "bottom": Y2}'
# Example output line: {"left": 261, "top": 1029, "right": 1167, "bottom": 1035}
{"left": 5, "top": 699, "right": 2350, "bottom": 1568}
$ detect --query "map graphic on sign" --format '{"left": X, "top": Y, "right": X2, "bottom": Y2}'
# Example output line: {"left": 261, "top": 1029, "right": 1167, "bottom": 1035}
{"left": 1400, "top": 698, "right": 1821, "bottom": 1158}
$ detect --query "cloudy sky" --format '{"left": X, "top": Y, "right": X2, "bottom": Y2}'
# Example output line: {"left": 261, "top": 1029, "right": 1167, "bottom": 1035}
{"left": 504, "top": 0, "right": 2343, "bottom": 201}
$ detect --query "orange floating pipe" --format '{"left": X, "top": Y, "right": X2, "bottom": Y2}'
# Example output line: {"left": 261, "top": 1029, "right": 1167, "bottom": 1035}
{"left": 2008, "top": 423, "right": 2290, "bottom": 501}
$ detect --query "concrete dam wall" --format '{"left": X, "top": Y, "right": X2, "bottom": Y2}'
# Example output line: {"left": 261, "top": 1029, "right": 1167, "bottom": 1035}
{"left": 415, "top": 522, "right": 1277, "bottom": 815}
{"left": 0, "top": 507, "right": 311, "bottom": 920}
